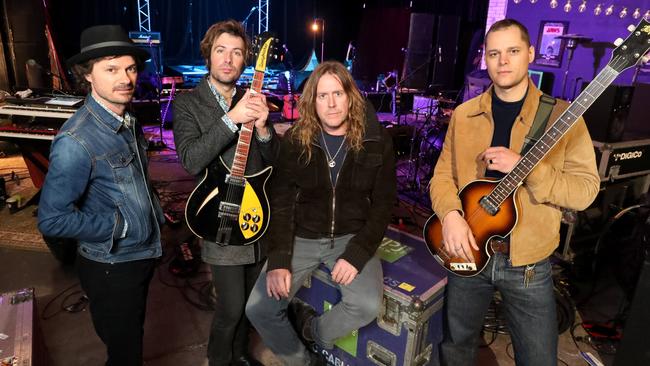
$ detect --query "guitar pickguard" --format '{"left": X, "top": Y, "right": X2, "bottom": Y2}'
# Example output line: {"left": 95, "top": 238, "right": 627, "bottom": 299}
{"left": 239, "top": 182, "right": 265, "bottom": 239}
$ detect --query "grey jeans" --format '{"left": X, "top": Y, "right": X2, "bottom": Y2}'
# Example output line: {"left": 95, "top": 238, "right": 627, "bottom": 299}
{"left": 245, "top": 234, "right": 383, "bottom": 366}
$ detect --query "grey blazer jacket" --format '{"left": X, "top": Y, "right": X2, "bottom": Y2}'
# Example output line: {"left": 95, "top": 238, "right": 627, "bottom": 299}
{"left": 173, "top": 77, "right": 279, "bottom": 265}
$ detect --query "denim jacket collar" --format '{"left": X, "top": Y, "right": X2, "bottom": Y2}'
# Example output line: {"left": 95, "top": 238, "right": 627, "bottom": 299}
{"left": 84, "top": 94, "right": 127, "bottom": 133}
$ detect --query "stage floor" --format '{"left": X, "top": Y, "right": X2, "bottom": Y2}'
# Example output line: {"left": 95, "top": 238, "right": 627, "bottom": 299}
{"left": 0, "top": 123, "right": 622, "bottom": 366}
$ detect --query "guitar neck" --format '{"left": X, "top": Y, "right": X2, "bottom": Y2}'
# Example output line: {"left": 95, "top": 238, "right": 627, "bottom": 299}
{"left": 230, "top": 69, "right": 265, "bottom": 179}
{"left": 487, "top": 65, "right": 620, "bottom": 206}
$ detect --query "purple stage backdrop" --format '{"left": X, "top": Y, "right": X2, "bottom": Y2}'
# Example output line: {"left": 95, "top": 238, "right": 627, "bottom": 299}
{"left": 506, "top": 1, "right": 650, "bottom": 99}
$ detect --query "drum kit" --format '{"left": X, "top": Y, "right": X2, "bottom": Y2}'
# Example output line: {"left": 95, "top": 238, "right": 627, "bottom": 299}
{"left": 398, "top": 94, "right": 454, "bottom": 193}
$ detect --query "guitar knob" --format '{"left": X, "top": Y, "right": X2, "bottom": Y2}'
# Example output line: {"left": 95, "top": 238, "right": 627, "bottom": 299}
{"left": 252, "top": 215, "right": 260, "bottom": 223}
{"left": 241, "top": 222, "right": 249, "bottom": 230}
{"left": 628, "top": 24, "right": 636, "bottom": 32}
{"left": 251, "top": 224, "right": 259, "bottom": 232}
{"left": 613, "top": 38, "right": 624, "bottom": 47}
{"left": 243, "top": 213, "right": 251, "bottom": 221}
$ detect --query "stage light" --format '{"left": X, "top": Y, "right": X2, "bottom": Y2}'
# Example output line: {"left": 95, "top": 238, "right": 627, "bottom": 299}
{"left": 605, "top": 5, "right": 614, "bottom": 16}
{"left": 632, "top": 8, "right": 641, "bottom": 19}
{"left": 513, "top": 0, "right": 522, "bottom": 3}
{"left": 550, "top": 0, "right": 558, "bottom": 9}
{"left": 564, "top": 0, "right": 572, "bottom": 12}
{"left": 311, "top": 22, "right": 319, "bottom": 32}
{"left": 530, "top": 0, "right": 538, "bottom": 3}
{"left": 594, "top": 3, "right": 602, "bottom": 15}
{"left": 578, "top": 0, "right": 587, "bottom": 12}
{"left": 619, "top": 7, "right": 627, "bottom": 18}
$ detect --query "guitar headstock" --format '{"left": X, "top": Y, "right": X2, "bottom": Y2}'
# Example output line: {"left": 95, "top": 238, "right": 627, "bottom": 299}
{"left": 610, "top": 19, "right": 650, "bottom": 73}
{"left": 251, "top": 32, "right": 281, "bottom": 72}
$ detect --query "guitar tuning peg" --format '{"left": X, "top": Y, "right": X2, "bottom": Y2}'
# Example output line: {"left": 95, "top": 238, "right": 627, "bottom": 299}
{"left": 628, "top": 24, "right": 636, "bottom": 32}
{"left": 613, "top": 38, "right": 624, "bottom": 47}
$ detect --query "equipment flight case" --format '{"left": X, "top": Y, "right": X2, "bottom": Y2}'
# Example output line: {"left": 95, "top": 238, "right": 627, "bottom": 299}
{"left": 296, "top": 227, "right": 447, "bottom": 366}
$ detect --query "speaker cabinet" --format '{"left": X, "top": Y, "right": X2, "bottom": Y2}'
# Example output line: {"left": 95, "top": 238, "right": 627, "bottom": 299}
{"left": 614, "top": 251, "right": 650, "bottom": 365}
{"left": 401, "top": 13, "right": 434, "bottom": 90}
{"left": 626, "top": 83, "right": 650, "bottom": 139}
{"left": 582, "top": 84, "right": 634, "bottom": 143}
{"left": 401, "top": 14, "right": 460, "bottom": 90}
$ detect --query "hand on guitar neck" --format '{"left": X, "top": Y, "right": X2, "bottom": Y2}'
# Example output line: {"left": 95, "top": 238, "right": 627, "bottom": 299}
{"left": 226, "top": 89, "right": 270, "bottom": 135}
{"left": 442, "top": 210, "right": 479, "bottom": 263}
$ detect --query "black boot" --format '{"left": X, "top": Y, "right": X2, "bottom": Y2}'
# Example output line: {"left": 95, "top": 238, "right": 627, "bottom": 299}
{"left": 230, "top": 355, "right": 263, "bottom": 366}
{"left": 288, "top": 299, "right": 318, "bottom": 345}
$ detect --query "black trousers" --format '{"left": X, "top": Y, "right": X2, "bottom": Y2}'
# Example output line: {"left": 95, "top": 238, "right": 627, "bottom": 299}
{"left": 77, "top": 255, "right": 155, "bottom": 366}
{"left": 208, "top": 262, "right": 263, "bottom": 366}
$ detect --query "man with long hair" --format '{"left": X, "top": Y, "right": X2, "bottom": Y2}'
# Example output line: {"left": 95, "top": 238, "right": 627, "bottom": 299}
{"left": 173, "top": 20, "right": 278, "bottom": 366}
{"left": 246, "top": 61, "right": 396, "bottom": 365}
{"left": 430, "top": 19, "right": 598, "bottom": 365}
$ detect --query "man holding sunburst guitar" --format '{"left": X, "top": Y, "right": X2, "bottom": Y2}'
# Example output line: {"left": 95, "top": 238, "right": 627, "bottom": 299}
{"left": 427, "top": 19, "right": 604, "bottom": 365}
{"left": 173, "top": 20, "right": 278, "bottom": 366}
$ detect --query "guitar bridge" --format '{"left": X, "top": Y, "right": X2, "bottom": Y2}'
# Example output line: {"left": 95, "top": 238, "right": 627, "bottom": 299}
{"left": 479, "top": 196, "right": 499, "bottom": 216}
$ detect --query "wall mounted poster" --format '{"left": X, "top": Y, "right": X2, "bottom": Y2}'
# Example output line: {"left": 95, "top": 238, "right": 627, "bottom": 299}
{"left": 535, "top": 21, "right": 569, "bottom": 68}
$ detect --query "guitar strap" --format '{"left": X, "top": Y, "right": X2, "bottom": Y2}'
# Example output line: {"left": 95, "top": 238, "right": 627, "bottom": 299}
{"left": 520, "top": 94, "right": 556, "bottom": 155}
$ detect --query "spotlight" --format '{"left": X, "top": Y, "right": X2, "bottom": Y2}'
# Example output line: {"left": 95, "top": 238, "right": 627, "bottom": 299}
{"left": 593, "top": 3, "right": 602, "bottom": 15}
{"left": 513, "top": 0, "right": 522, "bottom": 3}
{"left": 578, "top": 0, "right": 587, "bottom": 12}
{"left": 530, "top": 0, "right": 538, "bottom": 3}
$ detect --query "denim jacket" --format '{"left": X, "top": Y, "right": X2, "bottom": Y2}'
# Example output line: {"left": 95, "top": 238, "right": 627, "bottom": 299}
{"left": 38, "top": 96, "right": 164, "bottom": 263}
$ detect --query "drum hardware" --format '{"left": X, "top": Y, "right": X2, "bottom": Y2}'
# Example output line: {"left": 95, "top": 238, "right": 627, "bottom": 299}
{"left": 555, "top": 34, "right": 592, "bottom": 100}
{"left": 404, "top": 98, "right": 450, "bottom": 192}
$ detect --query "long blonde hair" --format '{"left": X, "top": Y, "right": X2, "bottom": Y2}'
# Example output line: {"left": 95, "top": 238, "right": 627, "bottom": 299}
{"left": 290, "top": 61, "right": 366, "bottom": 162}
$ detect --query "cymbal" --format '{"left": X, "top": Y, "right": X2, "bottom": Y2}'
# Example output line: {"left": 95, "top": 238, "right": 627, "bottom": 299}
{"left": 555, "top": 34, "right": 593, "bottom": 42}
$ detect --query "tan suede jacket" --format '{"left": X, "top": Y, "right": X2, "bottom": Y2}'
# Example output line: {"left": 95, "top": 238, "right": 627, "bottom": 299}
{"left": 429, "top": 80, "right": 599, "bottom": 266}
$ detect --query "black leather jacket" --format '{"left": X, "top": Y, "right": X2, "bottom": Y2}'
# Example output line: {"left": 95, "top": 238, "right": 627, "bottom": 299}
{"left": 265, "top": 102, "right": 397, "bottom": 272}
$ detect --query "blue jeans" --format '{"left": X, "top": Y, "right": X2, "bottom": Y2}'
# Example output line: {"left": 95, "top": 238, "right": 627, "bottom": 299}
{"left": 440, "top": 253, "right": 557, "bottom": 366}
{"left": 245, "top": 234, "right": 383, "bottom": 366}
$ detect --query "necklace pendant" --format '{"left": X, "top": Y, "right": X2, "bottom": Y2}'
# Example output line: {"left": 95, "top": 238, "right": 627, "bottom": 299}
{"left": 328, "top": 160, "right": 336, "bottom": 168}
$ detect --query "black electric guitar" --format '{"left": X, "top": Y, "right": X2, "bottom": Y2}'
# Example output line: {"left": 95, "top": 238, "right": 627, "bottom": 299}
{"left": 424, "top": 20, "right": 650, "bottom": 277}
{"left": 185, "top": 35, "right": 276, "bottom": 245}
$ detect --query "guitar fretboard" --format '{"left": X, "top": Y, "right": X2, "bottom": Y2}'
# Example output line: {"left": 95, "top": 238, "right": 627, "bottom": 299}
{"left": 484, "top": 62, "right": 622, "bottom": 209}
{"left": 230, "top": 69, "right": 265, "bottom": 178}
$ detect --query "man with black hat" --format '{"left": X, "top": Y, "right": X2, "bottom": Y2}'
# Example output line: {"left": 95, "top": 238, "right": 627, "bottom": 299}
{"left": 38, "top": 25, "right": 164, "bottom": 366}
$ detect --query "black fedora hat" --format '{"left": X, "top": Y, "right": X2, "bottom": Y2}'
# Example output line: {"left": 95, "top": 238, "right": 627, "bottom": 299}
{"left": 66, "top": 25, "right": 150, "bottom": 68}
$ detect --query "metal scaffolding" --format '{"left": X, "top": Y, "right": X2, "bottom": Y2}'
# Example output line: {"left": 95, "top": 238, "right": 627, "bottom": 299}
{"left": 258, "top": 0, "right": 269, "bottom": 33}
{"left": 137, "top": 0, "right": 151, "bottom": 32}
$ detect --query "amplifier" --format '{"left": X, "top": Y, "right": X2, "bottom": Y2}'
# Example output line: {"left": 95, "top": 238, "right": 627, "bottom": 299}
{"left": 593, "top": 139, "right": 650, "bottom": 181}
{"left": 0, "top": 288, "right": 49, "bottom": 366}
{"left": 128, "top": 31, "right": 161, "bottom": 44}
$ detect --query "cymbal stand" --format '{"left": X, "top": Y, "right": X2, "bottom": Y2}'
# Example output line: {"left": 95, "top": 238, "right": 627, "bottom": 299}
{"left": 405, "top": 102, "right": 437, "bottom": 191}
